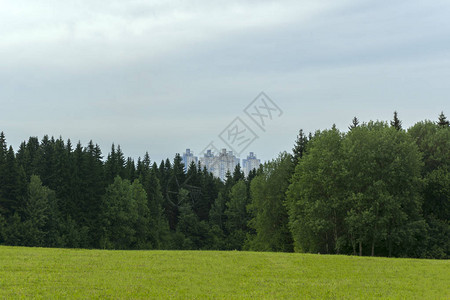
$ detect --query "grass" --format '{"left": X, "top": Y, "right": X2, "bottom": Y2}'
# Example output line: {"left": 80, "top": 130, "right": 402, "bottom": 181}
{"left": 0, "top": 246, "right": 448, "bottom": 299}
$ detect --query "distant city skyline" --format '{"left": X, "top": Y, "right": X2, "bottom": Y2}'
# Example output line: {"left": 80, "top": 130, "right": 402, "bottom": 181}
{"left": 182, "top": 148, "right": 261, "bottom": 180}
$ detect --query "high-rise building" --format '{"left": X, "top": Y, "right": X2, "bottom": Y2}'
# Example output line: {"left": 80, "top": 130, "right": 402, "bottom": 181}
{"left": 199, "top": 148, "right": 239, "bottom": 181}
{"left": 182, "top": 148, "right": 198, "bottom": 172}
{"left": 242, "top": 152, "right": 261, "bottom": 177}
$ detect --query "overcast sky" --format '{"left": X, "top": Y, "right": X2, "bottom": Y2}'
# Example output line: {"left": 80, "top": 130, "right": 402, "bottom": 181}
{"left": 1, "top": 0, "right": 449, "bottom": 163}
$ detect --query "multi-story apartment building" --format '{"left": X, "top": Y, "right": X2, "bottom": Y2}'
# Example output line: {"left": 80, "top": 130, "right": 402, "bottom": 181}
{"left": 242, "top": 152, "right": 261, "bottom": 177}
{"left": 182, "top": 148, "right": 198, "bottom": 172}
{"left": 199, "top": 148, "right": 239, "bottom": 181}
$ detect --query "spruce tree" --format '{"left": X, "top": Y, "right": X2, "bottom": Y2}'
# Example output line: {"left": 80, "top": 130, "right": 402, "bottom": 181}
{"left": 390, "top": 111, "right": 402, "bottom": 130}
{"left": 0, "top": 132, "right": 6, "bottom": 163}
{"left": 292, "top": 129, "right": 308, "bottom": 166}
{"left": 232, "top": 164, "right": 244, "bottom": 183}
{"left": 438, "top": 111, "right": 449, "bottom": 127}
{"left": 21, "top": 175, "right": 57, "bottom": 247}
{"left": 124, "top": 157, "right": 136, "bottom": 181}
{"left": 348, "top": 117, "right": 360, "bottom": 130}
{"left": 224, "top": 180, "right": 249, "bottom": 250}
{"left": 0, "top": 132, "right": 8, "bottom": 214}
{"left": 0, "top": 147, "right": 21, "bottom": 215}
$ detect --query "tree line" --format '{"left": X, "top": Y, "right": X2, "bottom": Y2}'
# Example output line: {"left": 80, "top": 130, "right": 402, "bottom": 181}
{"left": 0, "top": 112, "right": 448, "bottom": 258}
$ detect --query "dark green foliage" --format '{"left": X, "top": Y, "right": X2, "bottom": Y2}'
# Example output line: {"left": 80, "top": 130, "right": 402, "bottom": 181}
{"left": 438, "top": 111, "right": 449, "bottom": 127}
{"left": 232, "top": 164, "right": 244, "bottom": 182}
{"left": 348, "top": 116, "right": 360, "bottom": 130}
{"left": 2, "top": 175, "right": 61, "bottom": 247}
{"left": 408, "top": 120, "right": 449, "bottom": 258}
{"left": 104, "top": 144, "right": 126, "bottom": 184}
{"left": 209, "top": 192, "right": 226, "bottom": 239}
{"left": 390, "top": 111, "right": 402, "bottom": 130}
{"left": 138, "top": 154, "right": 170, "bottom": 249}
{"left": 176, "top": 196, "right": 211, "bottom": 250}
{"left": 0, "top": 146, "right": 24, "bottom": 215}
{"left": 246, "top": 152, "right": 294, "bottom": 252}
{"left": 224, "top": 180, "right": 249, "bottom": 250}
{"left": 292, "top": 129, "right": 309, "bottom": 166}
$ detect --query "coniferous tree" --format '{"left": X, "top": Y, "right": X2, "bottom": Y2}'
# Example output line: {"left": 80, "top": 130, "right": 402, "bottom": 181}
{"left": 131, "top": 179, "right": 151, "bottom": 249}
{"left": 124, "top": 157, "right": 136, "bottom": 181}
{"left": 390, "top": 111, "right": 402, "bottom": 130}
{"left": 438, "top": 111, "right": 449, "bottom": 127}
{"left": 17, "top": 137, "right": 41, "bottom": 180}
{"left": 246, "top": 152, "right": 294, "bottom": 252}
{"left": 139, "top": 156, "right": 170, "bottom": 249}
{"left": 0, "top": 132, "right": 6, "bottom": 165}
{"left": 100, "top": 176, "right": 144, "bottom": 249}
{"left": 224, "top": 180, "right": 249, "bottom": 250}
{"left": 0, "top": 132, "right": 8, "bottom": 214}
{"left": 198, "top": 167, "right": 219, "bottom": 222}
{"left": 176, "top": 191, "right": 211, "bottom": 250}
{"left": 292, "top": 129, "right": 308, "bottom": 166}
{"left": 0, "top": 147, "right": 22, "bottom": 215}
{"left": 20, "top": 175, "right": 56, "bottom": 247}
{"left": 104, "top": 144, "right": 126, "bottom": 184}
{"left": 348, "top": 117, "right": 360, "bottom": 130}
{"left": 232, "top": 164, "right": 244, "bottom": 183}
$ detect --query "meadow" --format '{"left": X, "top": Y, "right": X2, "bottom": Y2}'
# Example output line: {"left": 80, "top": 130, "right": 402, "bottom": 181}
{"left": 0, "top": 246, "right": 448, "bottom": 299}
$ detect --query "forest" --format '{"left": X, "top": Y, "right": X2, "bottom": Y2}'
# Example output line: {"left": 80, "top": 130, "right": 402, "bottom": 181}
{"left": 0, "top": 112, "right": 448, "bottom": 258}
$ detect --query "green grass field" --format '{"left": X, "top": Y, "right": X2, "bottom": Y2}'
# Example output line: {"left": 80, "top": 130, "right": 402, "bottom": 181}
{"left": 0, "top": 246, "right": 448, "bottom": 299}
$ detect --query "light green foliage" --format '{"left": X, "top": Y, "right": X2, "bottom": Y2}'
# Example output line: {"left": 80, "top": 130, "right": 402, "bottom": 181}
{"left": 100, "top": 176, "right": 149, "bottom": 249}
{"left": 344, "top": 122, "right": 424, "bottom": 257}
{"left": 287, "top": 127, "right": 346, "bottom": 254}
{"left": 0, "top": 246, "right": 448, "bottom": 299}
{"left": 287, "top": 123, "right": 426, "bottom": 257}
{"left": 19, "top": 175, "right": 60, "bottom": 247}
{"left": 246, "top": 152, "right": 293, "bottom": 252}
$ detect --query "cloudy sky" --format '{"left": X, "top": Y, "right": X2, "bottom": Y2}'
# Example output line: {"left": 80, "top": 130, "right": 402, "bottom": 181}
{"left": 1, "top": 0, "right": 449, "bottom": 163}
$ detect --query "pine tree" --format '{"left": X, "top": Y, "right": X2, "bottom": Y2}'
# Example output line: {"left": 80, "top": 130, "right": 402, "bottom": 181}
{"left": 224, "top": 180, "right": 249, "bottom": 250}
{"left": 100, "top": 176, "right": 138, "bottom": 249}
{"left": 348, "top": 117, "right": 360, "bottom": 130}
{"left": 292, "top": 129, "right": 309, "bottom": 166}
{"left": 0, "top": 146, "right": 21, "bottom": 215}
{"left": 21, "top": 175, "right": 53, "bottom": 246}
{"left": 0, "top": 132, "right": 8, "bottom": 214}
{"left": 38, "top": 135, "right": 56, "bottom": 188}
{"left": 390, "top": 111, "right": 402, "bottom": 130}
{"left": 246, "top": 153, "right": 294, "bottom": 252}
{"left": 139, "top": 156, "right": 170, "bottom": 249}
{"left": 124, "top": 157, "right": 136, "bottom": 181}
{"left": 232, "top": 164, "right": 244, "bottom": 183}
{"left": 0, "top": 132, "right": 6, "bottom": 163}
{"left": 104, "top": 144, "right": 126, "bottom": 184}
{"left": 438, "top": 111, "right": 449, "bottom": 127}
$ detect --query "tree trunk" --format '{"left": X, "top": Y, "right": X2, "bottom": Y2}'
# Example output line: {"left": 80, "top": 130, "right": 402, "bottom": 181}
{"left": 333, "top": 210, "right": 339, "bottom": 254}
